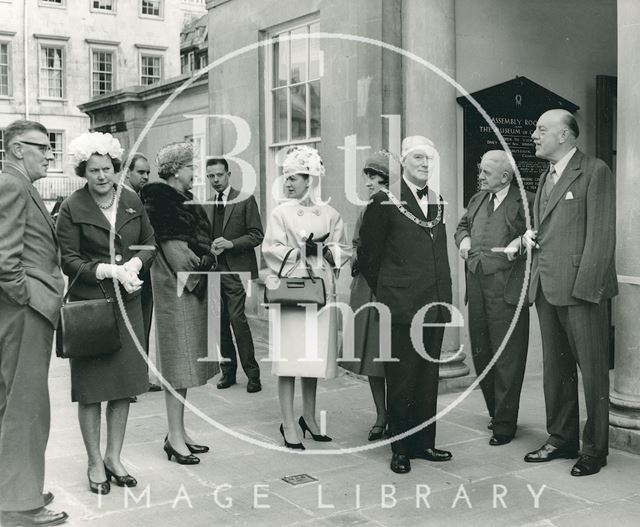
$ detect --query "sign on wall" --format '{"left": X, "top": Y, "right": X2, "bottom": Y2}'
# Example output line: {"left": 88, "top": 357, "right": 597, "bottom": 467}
{"left": 457, "top": 76, "right": 579, "bottom": 206}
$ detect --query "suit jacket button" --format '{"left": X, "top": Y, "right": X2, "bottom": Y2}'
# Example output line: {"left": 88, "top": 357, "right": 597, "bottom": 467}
{"left": 115, "top": 254, "right": 123, "bottom": 262}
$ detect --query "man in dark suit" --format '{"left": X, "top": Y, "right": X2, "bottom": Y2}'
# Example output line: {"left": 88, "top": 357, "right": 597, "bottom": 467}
{"left": 455, "top": 150, "right": 532, "bottom": 446}
{"left": 523, "top": 109, "right": 617, "bottom": 476}
{"left": 0, "top": 120, "right": 68, "bottom": 526}
{"left": 206, "top": 158, "right": 264, "bottom": 393}
{"left": 123, "top": 154, "right": 161, "bottom": 394}
{"left": 358, "top": 135, "right": 453, "bottom": 474}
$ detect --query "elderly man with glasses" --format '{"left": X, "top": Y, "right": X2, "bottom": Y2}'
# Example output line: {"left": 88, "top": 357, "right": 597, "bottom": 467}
{"left": 0, "top": 120, "right": 68, "bottom": 526}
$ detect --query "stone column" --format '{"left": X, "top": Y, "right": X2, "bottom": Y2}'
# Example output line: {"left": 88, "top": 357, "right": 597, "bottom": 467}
{"left": 609, "top": 0, "right": 640, "bottom": 453}
{"left": 402, "top": 0, "right": 469, "bottom": 382}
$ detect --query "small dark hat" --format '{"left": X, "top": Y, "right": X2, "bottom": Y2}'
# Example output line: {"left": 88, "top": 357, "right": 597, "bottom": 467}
{"left": 363, "top": 150, "right": 399, "bottom": 183}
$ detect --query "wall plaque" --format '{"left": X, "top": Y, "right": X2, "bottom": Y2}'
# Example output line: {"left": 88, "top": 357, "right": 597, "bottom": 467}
{"left": 457, "top": 76, "right": 579, "bottom": 206}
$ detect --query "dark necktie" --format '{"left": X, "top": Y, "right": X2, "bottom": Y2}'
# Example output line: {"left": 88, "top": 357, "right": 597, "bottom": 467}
{"left": 216, "top": 192, "right": 225, "bottom": 213}
{"left": 487, "top": 193, "right": 496, "bottom": 216}
{"left": 416, "top": 186, "right": 429, "bottom": 199}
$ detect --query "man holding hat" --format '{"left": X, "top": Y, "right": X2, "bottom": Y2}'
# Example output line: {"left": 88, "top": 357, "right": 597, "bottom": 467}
{"left": 358, "top": 135, "right": 453, "bottom": 474}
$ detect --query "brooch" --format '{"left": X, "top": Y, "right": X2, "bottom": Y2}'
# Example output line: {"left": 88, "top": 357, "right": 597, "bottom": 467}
{"left": 125, "top": 208, "right": 137, "bottom": 215}
{"left": 297, "top": 209, "right": 304, "bottom": 216}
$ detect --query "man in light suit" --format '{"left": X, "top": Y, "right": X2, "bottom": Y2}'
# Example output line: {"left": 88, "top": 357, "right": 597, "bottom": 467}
{"left": 456, "top": 150, "right": 532, "bottom": 446}
{"left": 0, "top": 120, "right": 68, "bottom": 526}
{"left": 206, "top": 158, "right": 264, "bottom": 393}
{"left": 523, "top": 109, "right": 617, "bottom": 476}
{"left": 358, "top": 135, "right": 453, "bottom": 474}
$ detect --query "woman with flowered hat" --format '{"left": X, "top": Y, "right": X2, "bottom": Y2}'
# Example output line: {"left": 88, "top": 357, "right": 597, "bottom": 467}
{"left": 56, "top": 132, "right": 156, "bottom": 494}
{"left": 262, "top": 145, "right": 351, "bottom": 449}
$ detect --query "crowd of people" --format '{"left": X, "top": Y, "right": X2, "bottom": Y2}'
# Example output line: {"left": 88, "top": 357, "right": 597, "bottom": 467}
{"left": 0, "top": 108, "right": 616, "bottom": 526}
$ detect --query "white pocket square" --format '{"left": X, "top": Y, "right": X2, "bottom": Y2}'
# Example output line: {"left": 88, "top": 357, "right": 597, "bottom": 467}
{"left": 565, "top": 191, "right": 574, "bottom": 200}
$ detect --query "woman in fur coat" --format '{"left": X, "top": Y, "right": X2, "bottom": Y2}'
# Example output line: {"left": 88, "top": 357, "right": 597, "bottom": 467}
{"left": 141, "top": 142, "right": 218, "bottom": 465}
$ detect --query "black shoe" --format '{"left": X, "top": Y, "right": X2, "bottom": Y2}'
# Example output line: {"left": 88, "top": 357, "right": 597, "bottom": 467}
{"left": 216, "top": 376, "right": 236, "bottom": 389}
{"left": 104, "top": 463, "right": 137, "bottom": 487}
{"left": 411, "top": 447, "right": 452, "bottom": 462}
{"left": 0, "top": 508, "right": 68, "bottom": 527}
{"left": 368, "top": 424, "right": 388, "bottom": 441}
{"left": 129, "top": 396, "right": 138, "bottom": 403}
{"left": 487, "top": 418, "right": 494, "bottom": 430}
{"left": 87, "top": 470, "right": 110, "bottom": 495}
{"left": 43, "top": 492, "right": 54, "bottom": 507}
{"left": 280, "top": 424, "right": 305, "bottom": 450}
{"left": 390, "top": 453, "right": 411, "bottom": 474}
{"left": 163, "top": 434, "right": 210, "bottom": 454}
{"left": 246, "top": 378, "right": 262, "bottom": 393}
{"left": 489, "top": 434, "right": 513, "bottom": 446}
{"left": 298, "top": 416, "right": 332, "bottom": 442}
{"left": 148, "top": 383, "right": 162, "bottom": 392}
{"left": 164, "top": 440, "right": 200, "bottom": 465}
{"left": 570, "top": 455, "right": 607, "bottom": 476}
{"left": 524, "top": 443, "right": 579, "bottom": 463}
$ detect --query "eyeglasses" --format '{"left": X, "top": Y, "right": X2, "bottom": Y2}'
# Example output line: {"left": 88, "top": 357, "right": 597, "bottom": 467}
{"left": 18, "top": 140, "right": 52, "bottom": 154}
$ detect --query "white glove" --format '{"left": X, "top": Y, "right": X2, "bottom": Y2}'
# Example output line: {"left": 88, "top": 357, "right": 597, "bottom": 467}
{"left": 123, "top": 257, "right": 143, "bottom": 276}
{"left": 96, "top": 264, "right": 143, "bottom": 293}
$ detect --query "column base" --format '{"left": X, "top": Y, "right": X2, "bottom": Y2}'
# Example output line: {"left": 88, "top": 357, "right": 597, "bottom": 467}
{"left": 609, "top": 391, "right": 640, "bottom": 454}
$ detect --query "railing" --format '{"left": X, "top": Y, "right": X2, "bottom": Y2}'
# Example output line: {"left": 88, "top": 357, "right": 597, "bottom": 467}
{"left": 34, "top": 175, "right": 85, "bottom": 203}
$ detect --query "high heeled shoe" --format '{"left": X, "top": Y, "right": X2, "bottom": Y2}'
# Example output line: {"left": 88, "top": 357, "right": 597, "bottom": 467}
{"left": 164, "top": 434, "right": 209, "bottom": 454}
{"left": 87, "top": 470, "right": 110, "bottom": 495}
{"left": 104, "top": 463, "right": 137, "bottom": 487}
{"left": 279, "top": 424, "right": 305, "bottom": 450}
{"left": 298, "top": 416, "right": 332, "bottom": 442}
{"left": 164, "top": 439, "right": 200, "bottom": 465}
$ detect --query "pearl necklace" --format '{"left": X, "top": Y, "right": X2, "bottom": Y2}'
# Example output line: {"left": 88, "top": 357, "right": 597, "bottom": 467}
{"left": 94, "top": 190, "right": 115, "bottom": 210}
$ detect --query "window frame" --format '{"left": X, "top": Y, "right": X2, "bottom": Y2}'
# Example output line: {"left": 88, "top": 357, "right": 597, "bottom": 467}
{"left": 263, "top": 15, "right": 321, "bottom": 212}
{"left": 39, "top": 0, "right": 66, "bottom": 8}
{"left": 38, "top": 41, "right": 67, "bottom": 100}
{"left": 90, "top": 46, "right": 116, "bottom": 97}
{"left": 47, "top": 131, "right": 64, "bottom": 173}
{"left": 139, "top": 52, "right": 163, "bottom": 86}
{"left": 139, "top": 0, "right": 163, "bottom": 19}
{"left": 0, "top": 129, "right": 5, "bottom": 172}
{"left": 0, "top": 39, "right": 12, "bottom": 98}
{"left": 90, "top": 0, "right": 116, "bottom": 14}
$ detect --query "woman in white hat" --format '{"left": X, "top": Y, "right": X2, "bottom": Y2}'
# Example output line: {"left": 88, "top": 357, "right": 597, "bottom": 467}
{"left": 262, "top": 145, "right": 351, "bottom": 449}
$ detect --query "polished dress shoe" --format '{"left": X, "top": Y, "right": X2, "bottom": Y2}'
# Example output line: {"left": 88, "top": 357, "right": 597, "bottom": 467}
{"left": 164, "top": 440, "right": 200, "bottom": 465}
{"left": 104, "top": 463, "right": 137, "bottom": 487}
{"left": 216, "top": 376, "right": 236, "bottom": 389}
{"left": 571, "top": 455, "right": 607, "bottom": 476}
{"left": 524, "top": 443, "right": 579, "bottom": 463}
{"left": 246, "top": 378, "right": 262, "bottom": 393}
{"left": 0, "top": 508, "right": 68, "bottom": 527}
{"left": 148, "top": 383, "right": 162, "bottom": 392}
{"left": 43, "top": 492, "right": 54, "bottom": 507}
{"left": 299, "top": 416, "right": 332, "bottom": 442}
{"left": 489, "top": 434, "right": 513, "bottom": 446}
{"left": 411, "top": 447, "right": 452, "bottom": 462}
{"left": 390, "top": 453, "right": 411, "bottom": 474}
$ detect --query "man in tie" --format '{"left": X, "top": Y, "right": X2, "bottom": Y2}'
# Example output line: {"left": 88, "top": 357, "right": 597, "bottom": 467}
{"left": 455, "top": 150, "right": 533, "bottom": 446}
{"left": 358, "top": 135, "right": 453, "bottom": 474}
{"left": 206, "top": 158, "right": 264, "bottom": 393}
{"left": 523, "top": 109, "right": 617, "bottom": 476}
{"left": 0, "top": 120, "right": 68, "bottom": 526}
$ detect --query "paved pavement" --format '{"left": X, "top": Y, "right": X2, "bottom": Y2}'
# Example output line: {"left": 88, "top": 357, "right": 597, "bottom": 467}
{"left": 44, "top": 340, "right": 640, "bottom": 527}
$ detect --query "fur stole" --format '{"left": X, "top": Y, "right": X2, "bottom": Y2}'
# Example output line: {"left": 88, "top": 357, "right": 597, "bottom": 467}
{"left": 141, "top": 182, "right": 212, "bottom": 256}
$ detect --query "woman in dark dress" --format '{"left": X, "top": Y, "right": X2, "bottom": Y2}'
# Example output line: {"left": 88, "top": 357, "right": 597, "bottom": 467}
{"left": 141, "top": 142, "right": 218, "bottom": 465}
{"left": 340, "top": 151, "right": 395, "bottom": 441}
{"left": 57, "top": 132, "right": 156, "bottom": 494}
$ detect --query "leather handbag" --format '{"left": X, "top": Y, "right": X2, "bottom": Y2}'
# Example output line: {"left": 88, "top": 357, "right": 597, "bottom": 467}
{"left": 264, "top": 249, "right": 326, "bottom": 307}
{"left": 56, "top": 264, "right": 121, "bottom": 359}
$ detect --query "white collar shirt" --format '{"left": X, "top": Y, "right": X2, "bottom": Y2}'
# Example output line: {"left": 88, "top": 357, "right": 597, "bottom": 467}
{"left": 403, "top": 175, "right": 430, "bottom": 217}
{"left": 551, "top": 147, "right": 577, "bottom": 181}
